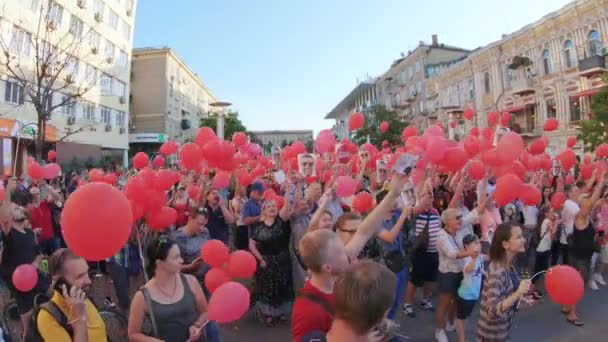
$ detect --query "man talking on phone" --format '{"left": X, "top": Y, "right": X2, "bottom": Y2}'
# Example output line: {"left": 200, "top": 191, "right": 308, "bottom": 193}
{"left": 37, "top": 248, "right": 108, "bottom": 342}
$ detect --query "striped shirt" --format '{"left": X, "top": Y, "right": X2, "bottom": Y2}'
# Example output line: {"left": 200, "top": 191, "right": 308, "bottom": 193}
{"left": 414, "top": 209, "right": 441, "bottom": 253}
{"left": 477, "top": 262, "right": 519, "bottom": 341}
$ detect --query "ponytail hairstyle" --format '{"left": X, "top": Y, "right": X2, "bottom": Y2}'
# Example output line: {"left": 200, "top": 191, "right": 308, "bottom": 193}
{"left": 146, "top": 236, "right": 177, "bottom": 277}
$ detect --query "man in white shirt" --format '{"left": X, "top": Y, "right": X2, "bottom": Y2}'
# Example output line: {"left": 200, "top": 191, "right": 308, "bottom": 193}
{"left": 559, "top": 185, "right": 581, "bottom": 265}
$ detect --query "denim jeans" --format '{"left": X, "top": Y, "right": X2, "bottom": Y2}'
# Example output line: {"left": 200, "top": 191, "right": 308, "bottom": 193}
{"left": 39, "top": 238, "right": 60, "bottom": 256}
{"left": 388, "top": 268, "right": 408, "bottom": 320}
{"left": 204, "top": 321, "right": 221, "bottom": 342}
{"left": 107, "top": 262, "right": 130, "bottom": 310}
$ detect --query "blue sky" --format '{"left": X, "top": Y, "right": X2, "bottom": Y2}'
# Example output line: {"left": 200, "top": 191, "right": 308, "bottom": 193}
{"left": 133, "top": 0, "right": 572, "bottom": 135}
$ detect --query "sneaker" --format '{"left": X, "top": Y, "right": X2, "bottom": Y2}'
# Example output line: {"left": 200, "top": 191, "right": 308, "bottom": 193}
{"left": 589, "top": 280, "right": 599, "bottom": 291}
{"left": 420, "top": 299, "right": 435, "bottom": 312}
{"left": 593, "top": 273, "right": 606, "bottom": 286}
{"left": 435, "top": 329, "right": 449, "bottom": 342}
{"left": 402, "top": 303, "right": 416, "bottom": 318}
{"left": 445, "top": 321, "right": 456, "bottom": 332}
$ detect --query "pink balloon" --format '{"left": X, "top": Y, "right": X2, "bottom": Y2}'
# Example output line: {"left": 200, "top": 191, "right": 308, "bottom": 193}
{"left": 213, "top": 171, "right": 231, "bottom": 189}
{"left": 88, "top": 168, "right": 105, "bottom": 182}
{"left": 28, "top": 162, "right": 43, "bottom": 180}
{"left": 208, "top": 282, "right": 250, "bottom": 323}
{"left": 12, "top": 264, "right": 38, "bottom": 292}
{"left": 497, "top": 132, "right": 524, "bottom": 164}
{"left": 425, "top": 136, "right": 447, "bottom": 163}
{"left": 380, "top": 121, "right": 389, "bottom": 133}
{"left": 335, "top": 176, "right": 357, "bottom": 198}
{"left": 42, "top": 163, "right": 61, "bottom": 180}
{"left": 232, "top": 132, "right": 248, "bottom": 147}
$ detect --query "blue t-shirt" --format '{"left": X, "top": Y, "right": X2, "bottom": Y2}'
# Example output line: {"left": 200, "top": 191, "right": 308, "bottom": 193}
{"left": 380, "top": 210, "right": 404, "bottom": 255}
{"left": 242, "top": 199, "right": 262, "bottom": 227}
{"left": 458, "top": 256, "right": 484, "bottom": 300}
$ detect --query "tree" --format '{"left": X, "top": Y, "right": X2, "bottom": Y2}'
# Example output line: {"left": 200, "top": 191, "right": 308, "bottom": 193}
{"left": 579, "top": 77, "right": 608, "bottom": 151}
{"left": 0, "top": 1, "right": 109, "bottom": 158}
{"left": 199, "top": 111, "right": 251, "bottom": 141}
{"left": 352, "top": 105, "right": 409, "bottom": 147}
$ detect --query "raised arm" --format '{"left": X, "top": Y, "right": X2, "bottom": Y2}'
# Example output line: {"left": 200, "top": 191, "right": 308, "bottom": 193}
{"left": 377, "top": 207, "right": 411, "bottom": 244}
{"left": 307, "top": 187, "right": 333, "bottom": 232}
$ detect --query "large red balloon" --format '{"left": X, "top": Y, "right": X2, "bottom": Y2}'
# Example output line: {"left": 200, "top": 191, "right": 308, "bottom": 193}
{"left": 179, "top": 143, "right": 203, "bottom": 170}
{"left": 494, "top": 173, "right": 522, "bottom": 207}
{"left": 463, "top": 135, "right": 480, "bottom": 157}
{"left": 380, "top": 121, "right": 389, "bottom": 133}
{"left": 159, "top": 141, "right": 179, "bottom": 156}
{"left": 463, "top": 108, "right": 475, "bottom": 120}
{"left": 227, "top": 250, "right": 257, "bottom": 279}
{"left": 61, "top": 183, "right": 132, "bottom": 261}
{"left": 441, "top": 147, "right": 468, "bottom": 172}
{"left": 152, "top": 155, "right": 165, "bottom": 168}
{"left": 42, "top": 163, "right": 61, "bottom": 180}
{"left": 402, "top": 125, "right": 417, "bottom": 141}
{"left": 133, "top": 152, "right": 149, "bottom": 169}
{"left": 468, "top": 160, "right": 486, "bottom": 180}
{"left": 232, "top": 132, "right": 248, "bottom": 147}
{"left": 557, "top": 149, "right": 577, "bottom": 171}
{"left": 551, "top": 192, "right": 567, "bottom": 210}
{"left": 335, "top": 176, "right": 357, "bottom": 198}
{"left": 352, "top": 191, "right": 374, "bottom": 213}
{"left": 205, "top": 268, "right": 231, "bottom": 293}
{"left": 580, "top": 163, "right": 594, "bottom": 180}
{"left": 348, "top": 112, "right": 365, "bottom": 131}
{"left": 528, "top": 139, "right": 546, "bottom": 155}
{"left": 425, "top": 136, "right": 447, "bottom": 163}
{"left": 12, "top": 264, "right": 38, "bottom": 292}
{"left": 566, "top": 136, "right": 577, "bottom": 148}
{"left": 201, "top": 240, "right": 230, "bottom": 268}
{"left": 597, "top": 143, "right": 608, "bottom": 158}
{"left": 545, "top": 265, "right": 584, "bottom": 306}
{"left": 213, "top": 171, "right": 231, "bottom": 189}
{"left": 500, "top": 112, "right": 511, "bottom": 127}
{"left": 47, "top": 150, "right": 56, "bottom": 162}
{"left": 544, "top": 118, "right": 559, "bottom": 131}
{"left": 497, "top": 132, "right": 524, "bottom": 164}
{"left": 146, "top": 206, "right": 177, "bottom": 230}
{"left": 195, "top": 127, "right": 217, "bottom": 147}
{"left": 88, "top": 168, "right": 105, "bottom": 182}
{"left": 208, "top": 282, "right": 250, "bottom": 323}
{"left": 28, "top": 162, "right": 43, "bottom": 180}
{"left": 518, "top": 184, "right": 541, "bottom": 206}
{"left": 480, "top": 148, "right": 503, "bottom": 167}
{"left": 487, "top": 112, "right": 499, "bottom": 126}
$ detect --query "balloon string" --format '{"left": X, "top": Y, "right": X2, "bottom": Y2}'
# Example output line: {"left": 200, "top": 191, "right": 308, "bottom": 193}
{"left": 529, "top": 270, "right": 547, "bottom": 281}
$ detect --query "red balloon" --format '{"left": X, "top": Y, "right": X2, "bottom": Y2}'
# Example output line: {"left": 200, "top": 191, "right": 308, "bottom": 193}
{"left": 208, "top": 282, "right": 250, "bottom": 323}
{"left": 159, "top": 141, "right": 179, "bottom": 156}
{"left": 179, "top": 143, "right": 203, "bottom": 170}
{"left": 488, "top": 112, "right": 499, "bottom": 126}
{"left": 130, "top": 200, "right": 144, "bottom": 222}
{"left": 352, "top": 191, "right": 374, "bottom": 213}
{"left": 470, "top": 127, "right": 480, "bottom": 136}
{"left": 557, "top": 149, "right": 577, "bottom": 171}
{"left": 500, "top": 112, "right": 511, "bottom": 127}
{"left": 187, "top": 184, "right": 199, "bottom": 200}
{"left": 12, "top": 264, "right": 38, "bottom": 292}
{"left": 380, "top": 121, "right": 389, "bottom": 133}
{"left": 497, "top": 132, "right": 524, "bottom": 164}
{"left": 28, "top": 162, "right": 43, "bottom": 180}
{"left": 494, "top": 173, "right": 522, "bottom": 207}
{"left": 518, "top": 184, "right": 541, "bottom": 206}
{"left": 0, "top": 186, "right": 5, "bottom": 201}
{"left": 201, "top": 240, "right": 230, "bottom": 268}
{"left": 133, "top": 152, "right": 149, "bottom": 169}
{"left": 205, "top": 268, "right": 231, "bottom": 293}
{"left": 61, "top": 183, "right": 132, "bottom": 261}
{"left": 152, "top": 155, "right": 165, "bottom": 168}
{"left": 146, "top": 206, "right": 177, "bottom": 230}
{"left": 213, "top": 171, "right": 231, "bottom": 189}
{"left": 545, "top": 265, "right": 584, "bottom": 306}
{"left": 528, "top": 139, "right": 546, "bottom": 155}
{"left": 155, "top": 170, "right": 176, "bottom": 190}
{"left": 566, "top": 136, "right": 577, "bottom": 148}
{"left": 463, "top": 108, "right": 475, "bottom": 120}
{"left": 480, "top": 148, "right": 503, "bottom": 167}
{"left": 195, "top": 127, "right": 217, "bottom": 147}
{"left": 402, "top": 125, "right": 417, "bottom": 141}
{"left": 42, "top": 163, "right": 61, "bottom": 180}
{"left": 88, "top": 168, "right": 104, "bottom": 182}
{"left": 236, "top": 170, "right": 253, "bottom": 187}
{"left": 551, "top": 192, "right": 567, "bottom": 210}
{"left": 227, "top": 250, "right": 257, "bottom": 279}
{"left": 468, "top": 160, "right": 486, "bottom": 180}
{"left": 580, "top": 163, "right": 594, "bottom": 180}
{"left": 348, "top": 112, "right": 365, "bottom": 131}
{"left": 47, "top": 150, "right": 56, "bottom": 162}
{"left": 424, "top": 124, "right": 444, "bottom": 137}
{"left": 596, "top": 143, "right": 608, "bottom": 158}
{"left": 441, "top": 147, "right": 468, "bottom": 171}
{"left": 544, "top": 117, "right": 559, "bottom": 132}
{"left": 449, "top": 120, "right": 457, "bottom": 129}
{"left": 103, "top": 173, "right": 118, "bottom": 186}
{"left": 463, "top": 135, "right": 479, "bottom": 156}
{"left": 425, "top": 136, "right": 447, "bottom": 163}
{"left": 232, "top": 132, "right": 248, "bottom": 147}
{"left": 335, "top": 176, "right": 357, "bottom": 198}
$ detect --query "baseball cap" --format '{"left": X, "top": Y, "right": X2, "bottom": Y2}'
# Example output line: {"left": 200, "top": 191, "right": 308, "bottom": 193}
{"left": 251, "top": 181, "right": 265, "bottom": 193}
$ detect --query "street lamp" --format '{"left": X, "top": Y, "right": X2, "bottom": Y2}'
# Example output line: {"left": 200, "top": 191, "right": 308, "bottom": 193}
{"left": 209, "top": 101, "right": 232, "bottom": 140}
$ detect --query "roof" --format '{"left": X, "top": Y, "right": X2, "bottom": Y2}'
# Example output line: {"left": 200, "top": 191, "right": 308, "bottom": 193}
{"left": 325, "top": 80, "right": 377, "bottom": 119}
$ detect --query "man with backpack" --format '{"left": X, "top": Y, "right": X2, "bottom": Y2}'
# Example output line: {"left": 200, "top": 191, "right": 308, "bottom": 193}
{"left": 35, "top": 248, "right": 107, "bottom": 342}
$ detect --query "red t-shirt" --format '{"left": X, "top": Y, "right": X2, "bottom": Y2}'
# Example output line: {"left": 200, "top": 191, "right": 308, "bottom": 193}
{"left": 291, "top": 281, "right": 335, "bottom": 342}
{"left": 29, "top": 201, "right": 54, "bottom": 241}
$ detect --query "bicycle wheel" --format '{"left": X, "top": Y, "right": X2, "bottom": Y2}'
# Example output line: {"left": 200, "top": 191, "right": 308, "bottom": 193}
{"left": 99, "top": 308, "right": 128, "bottom": 342}
{"left": 2, "top": 300, "right": 22, "bottom": 342}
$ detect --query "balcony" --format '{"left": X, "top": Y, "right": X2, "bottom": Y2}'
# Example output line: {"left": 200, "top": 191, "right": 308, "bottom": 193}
{"left": 578, "top": 55, "right": 607, "bottom": 77}
{"left": 510, "top": 78, "right": 535, "bottom": 96}
{"left": 440, "top": 99, "right": 462, "bottom": 111}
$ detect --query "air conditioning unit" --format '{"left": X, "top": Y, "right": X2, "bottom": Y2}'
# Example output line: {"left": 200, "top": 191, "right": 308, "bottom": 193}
{"left": 77, "top": 0, "right": 87, "bottom": 9}
{"left": 94, "top": 13, "right": 104, "bottom": 23}
{"left": 91, "top": 47, "right": 98, "bottom": 55}
{"left": 46, "top": 21, "right": 57, "bottom": 31}
{"left": 126, "top": 9, "right": 132, "bottom": 17}
{"left": 106, "top": 57, "right": 114, "bottom": 64}
{"left": 67, "top": 116, "right": 76, "bottom": 125}
{"left": 119, "top": 127, "right": 125, "bottom": 134}
{"left": 105, "top": 124, "right": 112, "bottom": 131}
{"left": 119, "top": 96, "right": 126, "bottom": 104}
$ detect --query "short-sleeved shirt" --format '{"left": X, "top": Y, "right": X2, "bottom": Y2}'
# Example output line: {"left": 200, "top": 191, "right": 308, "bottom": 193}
{"left": 29, "top": 201, "right": 55, "bottom": 241}
{"left": 242, "top": 199, "right": 262, "bottom": 227}
{"left": 291, "top": 281, "right": 335, "bottom": 341}
{"left": 206, "top": 205, "right": 229, "bottom": 244}
{"left": 38, "top": 291, "right": 107, "bottom": 342}
{"left": 0, "top": 228, "right": 38, "bottom": 280}
{"left": 172, "top": 227, "right": 210, "bottom": 279}
{"left": 415, "top": 209, "right": 441, "bottom": 253}
{"left": 380, "top": 210, "right": 403, "bottom": 254}
{"left": 458, "top": 256, "right": 484, "bottom": 300}
{"left": 560, "top": 199, "right": 580, "bottom": 244}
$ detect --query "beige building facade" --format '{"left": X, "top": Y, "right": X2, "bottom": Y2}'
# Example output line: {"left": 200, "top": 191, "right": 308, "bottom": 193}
{"left": 0, "top": 0, "right": 136, "bottom": 170}
{"left": 324, "top": 80, "right": 377, "bottom": 139}
{"left": 130, "top": 48, "right": 218, "bottom": 152}
{"left": 251, "top": 130, "right": 314, "bottom": 149}
{"left": 427, "top": 0, "right": 608, "bottom": 155}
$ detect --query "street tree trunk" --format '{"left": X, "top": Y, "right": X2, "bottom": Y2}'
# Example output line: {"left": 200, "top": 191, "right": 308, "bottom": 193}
{"left": 36, "top": 113, "right": 45, "bottom": 160}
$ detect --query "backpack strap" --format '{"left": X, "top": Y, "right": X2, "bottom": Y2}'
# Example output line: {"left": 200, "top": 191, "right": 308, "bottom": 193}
{"left": 140, "top": 287, "right": 159, "bottom": 338}
{"left": 298, "top": 291, "right": 334, "bottom": 316}
{"left": 40, "top": 301, "right": 73, "bottom": 338}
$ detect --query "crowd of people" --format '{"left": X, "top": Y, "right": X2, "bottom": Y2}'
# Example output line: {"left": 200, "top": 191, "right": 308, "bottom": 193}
{"left": 0, "top": 133, "right": 607, "bottom": 342}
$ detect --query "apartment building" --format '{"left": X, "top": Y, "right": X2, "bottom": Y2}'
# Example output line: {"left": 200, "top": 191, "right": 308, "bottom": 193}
{"left": 324, "top": 79, "right": 377, "bottom": 139}
{"left": 0, "top": 0, "right": 136, "bottom": 172}
{"left": 426, "top": 0, "right": 608, "bottom": 155}
{"left": 251, "top": 130, "right": 314, "bottom": 149}
{"left": 129, "top": 47, "right": 218, "bottom": 155}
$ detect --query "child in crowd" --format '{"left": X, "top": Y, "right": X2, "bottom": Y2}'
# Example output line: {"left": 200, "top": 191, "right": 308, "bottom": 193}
{"left": 455, "top": 234, "right": 483, "bottom": 342}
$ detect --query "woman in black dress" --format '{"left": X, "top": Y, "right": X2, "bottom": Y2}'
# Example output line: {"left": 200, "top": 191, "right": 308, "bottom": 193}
{"left": 248, "top": 190, "right": 294, "bottom": 326}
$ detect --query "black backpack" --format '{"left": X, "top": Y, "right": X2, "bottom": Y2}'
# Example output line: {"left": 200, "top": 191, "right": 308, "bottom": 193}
{"left": 25, "top": 301, "right": 73, "bottom": 342}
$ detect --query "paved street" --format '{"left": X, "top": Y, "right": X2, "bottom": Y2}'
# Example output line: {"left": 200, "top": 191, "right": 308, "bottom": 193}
{"left": 220, "top": 284, "right": 608, "bottom": 342}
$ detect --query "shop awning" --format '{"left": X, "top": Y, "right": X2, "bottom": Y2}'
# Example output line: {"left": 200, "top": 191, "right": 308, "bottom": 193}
{"left": 569, "top": 89, "right": 600, "bottom": 99}
{"left": 0, "top": 118, "right": 57, "bottom": 142}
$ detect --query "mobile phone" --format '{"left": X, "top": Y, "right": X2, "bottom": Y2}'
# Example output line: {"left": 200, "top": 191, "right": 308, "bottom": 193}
{"left": 54, "top": 277, "right": 73, "bottom": 295}
{"left": 392, "top": 154, "right": 417, "bottom": 175}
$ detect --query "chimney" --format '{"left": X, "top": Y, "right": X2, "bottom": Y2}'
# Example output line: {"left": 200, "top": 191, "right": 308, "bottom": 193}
{"left": 432, "top": 34, "right": 438, "bottom": 46}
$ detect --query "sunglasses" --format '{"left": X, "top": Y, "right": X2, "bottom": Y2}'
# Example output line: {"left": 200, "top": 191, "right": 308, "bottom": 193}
{"left": 338, "top": 228, "right": 356, "bottom": 234}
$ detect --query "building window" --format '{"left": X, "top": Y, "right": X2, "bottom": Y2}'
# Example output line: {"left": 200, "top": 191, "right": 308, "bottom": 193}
{"left": 542, "top": 49, "right": 552, "bottom": 75}
{"left": 569, "top": 97, "right": 581, "bottom": 122}
{"left": 65, "top": 57, "right": 79, "bottom": 79}
{"left": 62, "top": 96, "right": 76, "bottom": 117}
{"left": 83, "top": 102, "right": 96, "bottom": 121}
{"left": 169, "top": 82, "right": 174, "bottom": 97}
{"left": 109, "top": 9, "right": 119, "bottom": 30}
{"left": 416, "top": 81, "right": 422, "bottom": 93}
{"left": 93, "top": 0, "right": 105, "bottom": 17}
{"left": 415, "top": 61, "right": 421, "bottom": 73}
{"left": 114, "top": 80, "right": 126, "bottom": 97}
{"left": 563, "top": 40, "right": 576, "bottom": 69}
{"left": 4, "top": 80, "right": 24, "bottom": 104}
{"left": 116, "top": 111, "right": 125, "bottom": 128}
{"left": 47, "top": 1, "right": 63, "bottom": 27}
{"left": 88, "top": 30, "right": 100, "bottom": 50}
{"left": 100, "top": 106, "right": 111, "bottom": 124}
{"left": 484, "top": 72, "right": 490, "bottom": 94}
{"left": 69, "top": 15, "right": 83, "bottom": 37}
{"left": 545, "top": 98, "right": 557, "bottom": 118}
{"left": 408, "top": 66, "right": 413, "bottom": 79}
{"left": 30, "top": 0, "right": 41, "bottom": 11}
{"left": 84, "top": 64, "right": 97, "bottom": 84}
{"left": 468, "top": 79, "right": 474, "bottom": 99}
{"left": 100, "top": 73, "right": 112, "bottom": 95}
{"left": 588, "top": 30, "right": 603, "bottom": 57}
{"left": 117, "top": 50, "right": 128, "bottom": 67}
{"left": 9, "top": 26, "right": 31, "bottom": 56}
{"left": 105, "top": 40, "right": 115, "bottom": 60}
{"left": 121, "top": 20, "right": 131, "bottom": 40}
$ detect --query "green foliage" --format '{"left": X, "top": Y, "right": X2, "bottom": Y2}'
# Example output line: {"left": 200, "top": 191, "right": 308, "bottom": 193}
{"left": 352, "top": 105, "right": 408, "bottom": 147}
{"left": 199, "top": 111, "right": 249, "bottom": 140}
{"left": 579, "top": 79, "right": 608, "bottom": 151}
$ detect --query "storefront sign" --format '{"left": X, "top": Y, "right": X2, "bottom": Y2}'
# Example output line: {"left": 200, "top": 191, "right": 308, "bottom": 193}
{"left": 129, "top": 133, "right": 168, "bottom": 143}
{"left": 3, "top": 138, "right": 12, "bottom": 177}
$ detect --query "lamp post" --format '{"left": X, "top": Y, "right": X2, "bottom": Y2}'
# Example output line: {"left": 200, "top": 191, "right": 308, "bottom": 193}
{"left": 209, "top": 101, "right": 232, "bottom": 140}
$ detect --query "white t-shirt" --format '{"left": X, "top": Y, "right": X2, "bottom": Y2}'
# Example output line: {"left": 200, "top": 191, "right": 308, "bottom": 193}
{"left": 536, "top": 219, "right": 553, "bottom": 252}
{"left": 523, "top": 205, "right": 539, "bottom": 227}
{"left": 560, "top": 199, "right": 580, "bottom": 244}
